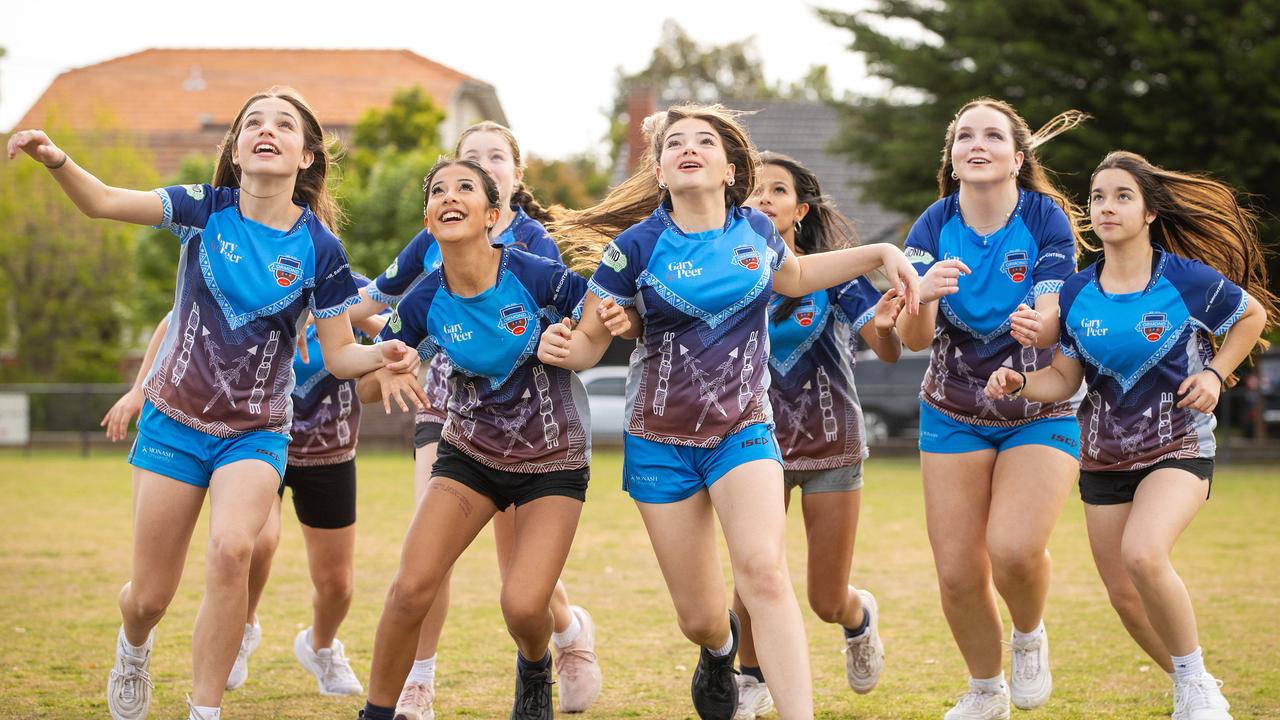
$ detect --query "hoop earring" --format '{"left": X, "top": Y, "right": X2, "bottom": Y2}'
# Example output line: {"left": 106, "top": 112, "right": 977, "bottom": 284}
{"left": 794, "top": 220, "right": 803, "bottom": 234}
{"left": 951, "top": 170, "right": 958, "bottom": 180}
{"left": 658, "top": 181, "right": 668, "bottom": 190}
{"left": 726, "top": 176, "right": 736, "bottom": 187}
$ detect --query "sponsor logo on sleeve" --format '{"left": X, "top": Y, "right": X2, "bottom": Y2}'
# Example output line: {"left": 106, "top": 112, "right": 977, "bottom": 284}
{"left": 385, "top": 259, "right": 399, "bottom": 279}
{"left": 183, "top": 184, "right": 205, "bottom": 200}
{"left": 904, "top": 247, "right": 935, "bottom": 265}
{"left": 388, "top": 311, "right": 402, "bottom": 333}
{"left": 602, "top": 242, "right": 628, "bottom": 272}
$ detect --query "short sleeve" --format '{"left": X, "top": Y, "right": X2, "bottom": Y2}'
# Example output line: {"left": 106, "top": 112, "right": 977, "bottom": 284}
{"left": 310, "top": 235, "right": 360, "bottom": 319}
{"left": 376, "top": 286, "right": 436, "bottom": 361}
{"left": 904, "top": 202, "right": 944, "bottom": 275}
{"left": 589, "top": 235, "right": 642, "bottom": 307}
{"left": 1175, "top": 258, "right": 1248, "bottom": 336}
{"left": 1030, "top": 200, "right": 1077, "bottom": 297}
{"left": 370, "top": 230, "right": 434, "bottom": 304}
{"left": 548, "top": 264, "right": 588, "bottom": 320}
{"left": 152, "top": 184, "right": 217, "bottom": 243}
{"left": 833, "top": 277, "right": 882, "bottom": 333}
{"left": 515, "top": 224, "right": 564, "bottom": 263}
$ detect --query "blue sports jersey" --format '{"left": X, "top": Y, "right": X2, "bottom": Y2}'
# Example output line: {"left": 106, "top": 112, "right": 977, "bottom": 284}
{"left": 145, "top": 184, "right": 359, "bottom": 437}
{"left": 905, "top": 190, "right": 1078, "bottom": 426}
{"left": 369, "top": 207, "right": 561, "bottom": 425}
{"left": 589, "top": 204, "right": 789, "bottom": 447}
{"left": 1058, "top": 249, "right": 1248, "bottom": 472}
{"left": 768, "top": 278, "right": 880, "bottom": 470}
{"left": 378, "top": 247, "right": 590, "bottom": 472}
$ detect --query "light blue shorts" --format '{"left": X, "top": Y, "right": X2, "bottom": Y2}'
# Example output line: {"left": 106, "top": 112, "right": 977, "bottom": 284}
{"left": 129, "top": 402, "right": 290, "bottom": 488}
{"left": 623, "top": 423, "right": 783, "bottom": 504}
{"left": 918, "top": 402, "right": 1080, "bottom": 458}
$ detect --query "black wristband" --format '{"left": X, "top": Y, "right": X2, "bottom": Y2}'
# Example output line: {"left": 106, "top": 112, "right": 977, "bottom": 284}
{"left": 1203, "top": 366, "right": 1226, "bottom": 388}
{"left": 1009, "top": 370, "right": 1028, "bottom": 399}
{"left": 44, "top": 152, "right": 68, "bottom": 170}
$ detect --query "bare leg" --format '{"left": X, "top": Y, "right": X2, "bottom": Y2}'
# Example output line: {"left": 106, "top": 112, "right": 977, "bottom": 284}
{"left": 301, "top": 522, "right": 356, "bottom": 650}
{"left": 411, "top": 442, "right": 452, "bottom": 662}
{"left": 245, "top": 495, "right": 282, "bottom": 623}
{"left": 499, "top": 496, "right": 584, "bottom": 660}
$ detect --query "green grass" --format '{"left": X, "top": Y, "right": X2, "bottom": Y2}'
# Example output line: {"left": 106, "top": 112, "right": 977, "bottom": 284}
{"left": 0, "top": 450, "right": 1277, "bottom": 719}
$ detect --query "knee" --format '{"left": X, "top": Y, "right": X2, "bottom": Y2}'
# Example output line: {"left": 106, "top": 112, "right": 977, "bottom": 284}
{"left": 314, "top": 569, "right": 355, "bottom": 605}
{"left": 251, "top": 533, "right": 279, "bottom": 566}
{"left": 500, "top": 590, "right": 550, "bottom": 635}
{"left": 206, "top": 534, "right": 255, "bottom": 583}
{"left": 384, "top": 573, "right": 438, "bottom": 621}
{"left": 1121, "top": 541, "right": 1167, "bottom": 585}
{"left": 936, "top": 560, "right": 988, "bottom": 601}
{"left": 121, "top": 585, "right": 172, "bottom": 624}
{"left": 987, "top": 541, "right": 1046, "bottom": 582}
{"left": 808, "top": 586, "right": 850, "bottom": 625}
{"left": 1104, "top": 583, "right": 1146, "bottom": 621}
{"left": 734, "top": 552, "right": 791, "bottom": 605}
{"left": 677, "top": 607, "right": 729, "bottom": 648}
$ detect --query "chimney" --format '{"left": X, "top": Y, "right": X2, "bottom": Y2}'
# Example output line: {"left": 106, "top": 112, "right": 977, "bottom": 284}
{"left": 625, "top": 84, "right": 658, "bottom": 175}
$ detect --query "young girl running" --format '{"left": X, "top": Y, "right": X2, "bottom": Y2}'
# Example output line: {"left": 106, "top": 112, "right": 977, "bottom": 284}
{"left": 895, "top": 98, "right": 1088, "bottom": 719}
{"left": 356, "top": 158, "right": 631, "bottom": 720}
{"left": 730, "top": 153, "right": 903, "bottom": 719}
{"left": 986, "top": 151, "right": 1275, "bottom": 720}
{"left": 6, "top": 87, "right": 420, "bottom": 720}
{"left": 539, "top": 104, "right": 919, "bottom": 720}
{"left": 347, "top": 121, "right": 604, "bottom": 718}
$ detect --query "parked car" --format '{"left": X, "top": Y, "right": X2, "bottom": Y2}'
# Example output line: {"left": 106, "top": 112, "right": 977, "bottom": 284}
{"left": 578, "top": 366, "right": 629, "bottom": 445}
{"left": 853, "top": 348, "right": 930, "bottom": 443}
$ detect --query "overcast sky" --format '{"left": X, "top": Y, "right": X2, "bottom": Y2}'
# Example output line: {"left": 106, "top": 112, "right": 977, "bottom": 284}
{"left": 0, "top": 0, "right": 882, "bottom": 160}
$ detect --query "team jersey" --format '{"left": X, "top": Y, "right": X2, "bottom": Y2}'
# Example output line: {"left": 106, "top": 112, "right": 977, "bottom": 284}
{"left": 1058, "top": 249, "right": 1249, "bottom": 472}
{"left": 768, "top": 278, "right": 881, "bottom": 470}
{"left": 589, "top": 204, "right": 789, "bottom": 447}
{"left": 369, "top": 207, "right": 561, "bottom": 425}
{"left": 905, "top": 189, "right": 1078, "bottom": 426}
{"left": 378, "top": 247, "right": 590, "bottom": 472}
{"left": 144, "top": 184, "right": 359, "bottom": 437}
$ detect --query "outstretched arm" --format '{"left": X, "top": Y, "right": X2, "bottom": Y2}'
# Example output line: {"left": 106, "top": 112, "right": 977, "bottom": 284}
{"left": 773, "top": 244, "right": 920, "bottom": 308}
{"left": 7, "top": 130, "right": 163, "bottom": 225}
{"left": 314, "top": 312, "right": 418, "bottom": 380}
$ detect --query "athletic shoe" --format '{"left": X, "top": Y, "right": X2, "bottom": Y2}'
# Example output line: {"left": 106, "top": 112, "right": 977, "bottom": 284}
{"left": 555, "top": 605, "right": 602, "bottom": 713}
{"left": 944, "top": 685, "right": 1011, "bottom": 720}
{"left": 225, "top": 619, "right": 261, "bottom": 690}
{"left": 510, "top": 655, "right": 553, "bottom": 720}
{"left": 844, "top": 588, "right": 885, "bottom": 694}
{"left": 1009, "top": 628, "right": 1051, "bottom": 709}
{"left": 732, "top": 674, "right": 774, "bottom": 720}
{"left": 294, "top": 628, "right": 364, "bottom": 696}
{"left": 185, "top": 694, "right": 218, "bottom": 719}
{"left": 691, "top": 610, "right": 740, "bottom": 720}
{"left": 1173, "top": 673, "right": 1233, "bottom": 720}
{"left": 107, "top": 626, "right": 154, "bottom": 720}
{"left": 395, "top": 680, "right": 436, "bottom": 720}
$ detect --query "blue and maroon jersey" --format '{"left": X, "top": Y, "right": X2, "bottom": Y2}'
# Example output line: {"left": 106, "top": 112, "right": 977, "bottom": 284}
{"left": 768, "top": 278, "right": 880, "bottom": 470}
{"left": 378, "top": 247, "right": 590, "bottom": 472}
{"left": 369, "top": 207, "right": 561, "bottom": 425}
{"left": 144, "top": 184, "right": 359, "bottom": 437}
{"left": 1059, "top": 249, "right": 1249, "bottom": 472}
{"left": 905, "top": 189, "right": 1078, "bottom": 426}
{"left": 588, "top": 204, "right": 789, "bottom": 447}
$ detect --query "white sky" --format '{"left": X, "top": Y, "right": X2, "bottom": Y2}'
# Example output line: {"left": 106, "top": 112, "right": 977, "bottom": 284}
{"left": 0, "top": 0, "right": 881, "bottom": 161}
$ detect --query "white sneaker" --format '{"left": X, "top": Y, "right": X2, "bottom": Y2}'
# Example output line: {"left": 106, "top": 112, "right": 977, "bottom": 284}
{"left": 844, "top": 588, "right": 885, "bottom": 694}
{"left": 395, "top": 680, "right": 436, "bottom": 720}
{"left": 555, "top": 605, "right": 603, "bottom": 712}
{"left": 225, "top": 619, "right": 261, "bottom": 690}
{"left": 733, "top": 674, "right": 775, "bottom": 719}
{"left": 1010, "top": 628, "right": 1051, "bottom": 709}
{"left": 294, "top": 627, "right": 364, "bottom": 696}
{"left": 1173, "top": 673, "right": 1232, "bottom": 720}
{"left": 944, "top": 685, "right": 1011, "bottom": 720}
{"left": 107, "top": 627, "right": 154, "bottom": 720}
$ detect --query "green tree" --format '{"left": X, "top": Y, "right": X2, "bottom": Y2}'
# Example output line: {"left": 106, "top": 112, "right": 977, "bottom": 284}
{"left": 0, "top": 118, "right": 157, "bottom": 381}
{"left": 524, "top": 154, "right": 611, "bottom": 210}
{"left": 819, "top": 0, "right": 1280, "bottom": 253}
{"left": 337, "top": 86, "right": 446, "bottom": 276}
{"left": 133, "top": 156, "right": 215, "bottom": 328}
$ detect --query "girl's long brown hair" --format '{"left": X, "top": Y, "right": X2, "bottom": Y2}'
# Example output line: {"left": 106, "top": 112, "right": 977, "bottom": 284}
{"left": 455, "top": 121, "right": 555, "bottom": 225}
{"left": 555, "top": 103, "right": 760, "bottom": 274}
{"left": 1092, "top": 151, "right": 1278, "bottom": 377}
{"left": 938, "top": 97, "right": 1091, "bottom": 254}
{"left": 212, "top": 86, "right": 345, "bottom": 231}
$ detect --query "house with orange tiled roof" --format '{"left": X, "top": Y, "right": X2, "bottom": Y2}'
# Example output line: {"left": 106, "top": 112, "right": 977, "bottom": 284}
{"left": 11, "top": 48, "right": 508, "bottom": 176}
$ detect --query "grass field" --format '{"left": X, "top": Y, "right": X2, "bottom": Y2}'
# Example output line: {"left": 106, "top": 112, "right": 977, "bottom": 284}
{"left": 0, "top": 450, "right": 1277, "bottom": 719}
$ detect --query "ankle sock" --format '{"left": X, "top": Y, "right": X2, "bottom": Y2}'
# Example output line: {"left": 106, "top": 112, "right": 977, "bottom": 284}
{"left": 553, "top": 612, "right": 582, "bottom": 647}
{"left": 740, "top": 664, "right": 765, "bottom": 683}
{"left": 844, "top": 605, "right": 872, "bottom": 639}
{"left": 361, "top": 702, "right": 395, "bottom": 720}
{"left": 970, "top": 673, "right": 1007, "bottom": 694}
{"left": 1172, "top": 647, "right": 1205, "bottom": 683}
{"left": 1011, "top": 621, "right": 1045, "bottom": 646}
{"left": 407, "top": 655, "right": 436, "bottom": 685}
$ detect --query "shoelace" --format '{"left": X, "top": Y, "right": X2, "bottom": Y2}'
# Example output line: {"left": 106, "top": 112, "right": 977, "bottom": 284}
{"left": 516, "top": 670, "right": 553, "bottom": 716}
{"left": 112, "top": 654, "right": 154, "bottom": 703}
{"left": 1011, "top": 639, "right": 1042, "bottom": 681}
{"left": 706, "top": 662, "right": 740, "bottom": 702}
{"left": 556, "top": 646, "right": 597, "bottom": 682}
{"left": 844, "top": 634, "right": 877, "bottom": 675}
{"left": 1180, "top": 675, "right": 1226, "bottom": 711}
{"left": 954, "top": 688, "right": 1002, "bottom": 711}
{"left": 323, "top": 648, "right": 357, "bottom": 685}
{"left": 400, "top": 681, "right": 434, "bottom": 709}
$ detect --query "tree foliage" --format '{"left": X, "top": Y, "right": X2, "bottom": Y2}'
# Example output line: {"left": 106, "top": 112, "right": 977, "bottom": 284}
{"left": 133, "top": 156, "right": 215, "bottom": 329}
{"left": 524, "top": 155, "right": 611, "bottom": 210}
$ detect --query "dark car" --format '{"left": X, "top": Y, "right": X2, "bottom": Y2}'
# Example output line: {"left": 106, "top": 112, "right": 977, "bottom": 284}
{"left": 853, "top": 348, "right": 930, "bottom": 442}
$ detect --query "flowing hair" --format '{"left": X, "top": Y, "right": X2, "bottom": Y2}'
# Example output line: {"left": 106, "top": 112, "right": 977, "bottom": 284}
{"left": 760, "top": 152, "right": 858, "bottom": 322}
{"left": 1092, "top": 151, "right": 1278, "bottom": 378}
{"left": 556, "top": 103, "right": 760, "bottom": 274}
{"left": 937, "top": 97, "right": 1091, "bottom": 254}
{"left": 211, "top": 86, "right": 345, "bottom": 232}
{"left": 455, "top": 121, "right": 555, "bottom": 225}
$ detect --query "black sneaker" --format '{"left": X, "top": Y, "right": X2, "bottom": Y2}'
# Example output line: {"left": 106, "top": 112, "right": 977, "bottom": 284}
{"left": 690, "top": 611, "right": 740, "bottom": 720}
{"left": 510, "top": 652, "right": 554, "bottom": 720}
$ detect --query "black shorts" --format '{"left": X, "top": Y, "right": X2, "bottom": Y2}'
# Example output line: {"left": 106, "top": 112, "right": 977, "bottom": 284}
{"left": 414, "top": 420, "right": 444, "bottom": 450}
{"left": 280, "top": 459, "right": 357, "bottom": 529}
{"left": 1079, "top": 458, "right": 1214, "bottom": 506}
{"left": 431, "top": 439, "right": 588, "bottom": 510}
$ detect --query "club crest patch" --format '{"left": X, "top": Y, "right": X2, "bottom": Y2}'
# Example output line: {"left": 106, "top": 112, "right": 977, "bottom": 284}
{"left": 1137, "top": 311, "right": 1172, "bottom": 342}
{"left": 498, "top": 303, "right": 536, "bottom": 336}
{"left": 793, "top": 296, "right": 817, "bottom": 327}
{"left": 732, "top": 245, "right": 760, "bottom": 271}
{"left": 269, "top": 255, "right": 303, "bottom": 287}
{"left": 1001, "top": 250, "right": 1029, "bottom": 282}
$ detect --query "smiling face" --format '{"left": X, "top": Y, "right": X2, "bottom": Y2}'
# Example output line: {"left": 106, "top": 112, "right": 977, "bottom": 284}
{"left": 1090, "top": 167, "right": 1155, "bottom": 247}
{"left": 230, "top": 96, "right": 313, "bottom": 179}
{"left": 459, "top": 130, "right": 521, "bottom": 208}
{"left": 950, "top": 104, "right": 1023, "bottom": 186}
{"left": 424, "top": 163, "right": 501, "bottom": 245}
{"left": 655, "top": 118, "right": 736, "bottom": 196}
{"left": 747, "top": 163, "right": 808, "bottom": 244}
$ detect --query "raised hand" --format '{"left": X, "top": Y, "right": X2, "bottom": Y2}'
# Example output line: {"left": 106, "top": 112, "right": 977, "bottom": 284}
{"left": 919, "top": 259, "right": 971, "bottom": 303}
{"left": 6, "top": 129, "right": 66, "bottom": 167}
{"left": 538, "top": 317, "right": 575, "bottom": 364}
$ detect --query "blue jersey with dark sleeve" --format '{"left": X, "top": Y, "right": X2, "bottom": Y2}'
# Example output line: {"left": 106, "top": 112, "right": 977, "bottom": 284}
{"left": 143, "top": 184, "right": 359, "bottom": 437}
{"left": 768, "top": 277, "right": 881, "bottom": 469}
{"left": 368, "top": 208, "right": 560, "bottom": 425}
{"left": 904, "top": 190, "right": 1078, "bottom": 426}
{"left": 378, "top": 247, "right": 590, "bottom": 472}
{"left": 1058, "top": 249, "right": 1249, "bottom": 472}
{"left": 589, "top": 204, "right": 789, "bottom": 447}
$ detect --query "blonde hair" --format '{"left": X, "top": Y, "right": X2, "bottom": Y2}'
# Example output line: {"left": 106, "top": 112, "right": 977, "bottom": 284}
{"left": 455, "top": 120, "right": 555, "bottom": 224}
{"left": 556, "top": 103, "right": 760, "bottom": 273}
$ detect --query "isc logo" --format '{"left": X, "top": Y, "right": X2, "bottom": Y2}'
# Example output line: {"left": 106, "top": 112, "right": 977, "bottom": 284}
{"left": 741, "top": 436, "right": 772, "bottom": 448}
